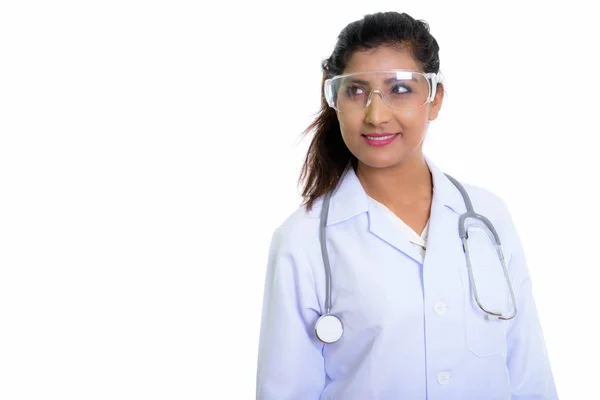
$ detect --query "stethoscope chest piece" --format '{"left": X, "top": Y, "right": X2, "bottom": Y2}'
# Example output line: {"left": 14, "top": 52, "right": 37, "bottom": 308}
{"left": 315, "top": 314, "right": 343, "bottom": 344}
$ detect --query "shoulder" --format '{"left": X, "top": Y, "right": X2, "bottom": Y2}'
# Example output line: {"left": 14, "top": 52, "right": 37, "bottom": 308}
{"left": 461, "top": 182, "right": 511, "bottom": 220}
{"left": 269, "top": 196, "right": 325, "bottom": 253}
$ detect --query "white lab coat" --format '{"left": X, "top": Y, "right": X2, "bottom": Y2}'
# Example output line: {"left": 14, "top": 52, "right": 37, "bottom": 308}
{"left": 257, "top": 156, "right": 557, "bottom": 399}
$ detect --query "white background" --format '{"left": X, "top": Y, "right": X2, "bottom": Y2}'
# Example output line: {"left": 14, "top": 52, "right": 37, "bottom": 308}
{"left": 1, "top": 0, "right": 598, "bottom": 398}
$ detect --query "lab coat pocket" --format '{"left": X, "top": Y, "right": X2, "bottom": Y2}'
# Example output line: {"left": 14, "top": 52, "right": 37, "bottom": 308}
{"left": 462, "top": 224, "right": 509, "bottom": 357}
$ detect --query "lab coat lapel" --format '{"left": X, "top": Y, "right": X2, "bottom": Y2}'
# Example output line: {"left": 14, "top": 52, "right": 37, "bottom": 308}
{"left": 368, "top": 201, "right": 424, "bottom": 264}
{"left": 326, "top": 166, "right": 423, "bottom": 263}
{"left": 368, "top": 156, "right": 467, "bottom": 266}
{"left": 326, "top": 157, "right": 466, "bottom": 267}
{"left": 423, "top": 191, "right": 464, "bottom": 269}
{"left": 422, "top": 156, "right": 468, "bottom": 272}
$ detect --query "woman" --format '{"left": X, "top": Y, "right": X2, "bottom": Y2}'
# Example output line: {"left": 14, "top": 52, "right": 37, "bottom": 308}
{"left": 256, "top": 11, "right": 557, "bottom": 399}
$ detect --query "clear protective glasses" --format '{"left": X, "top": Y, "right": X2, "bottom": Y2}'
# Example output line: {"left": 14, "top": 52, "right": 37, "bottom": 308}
{"left": 324, "top": 69, "right": 441, "bottom": 113}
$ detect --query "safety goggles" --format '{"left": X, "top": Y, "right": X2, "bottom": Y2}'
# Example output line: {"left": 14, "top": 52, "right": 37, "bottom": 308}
{"left": 324, "top": 69, "right": 442, "bottom": 113}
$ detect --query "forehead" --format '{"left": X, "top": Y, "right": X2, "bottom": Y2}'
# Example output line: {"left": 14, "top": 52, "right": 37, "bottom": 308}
{"left": 343, "top": 46, "right": 421, "bottom": 74}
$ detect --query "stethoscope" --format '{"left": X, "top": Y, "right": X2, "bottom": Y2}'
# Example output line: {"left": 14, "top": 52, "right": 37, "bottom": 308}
{"left": 314, "top": 173, "right": 518, "bottom": 344}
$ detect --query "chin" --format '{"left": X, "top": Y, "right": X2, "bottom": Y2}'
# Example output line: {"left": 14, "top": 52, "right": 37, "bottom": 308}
{"left": 358, "top": 156, "right": 403, "bottom": 170}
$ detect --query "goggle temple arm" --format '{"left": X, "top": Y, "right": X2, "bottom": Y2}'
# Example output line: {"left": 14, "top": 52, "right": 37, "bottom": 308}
{"left": 425, "top": 72, "right": 442, "bottom": 103}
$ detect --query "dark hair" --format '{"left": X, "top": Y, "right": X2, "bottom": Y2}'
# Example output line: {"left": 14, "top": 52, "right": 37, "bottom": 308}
{"left": 298, "top": 12, "right": 442, "bottom": 211}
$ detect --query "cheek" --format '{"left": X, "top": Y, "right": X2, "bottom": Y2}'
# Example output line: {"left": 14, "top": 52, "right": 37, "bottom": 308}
{"left": 397, "top": 110, "right": 430, "bottom": 138}
{"left": 338, "top": 117, "right": 361, "bottom": 140}
{"left": 398, "top": 107, "right": 429, "bottom": 125}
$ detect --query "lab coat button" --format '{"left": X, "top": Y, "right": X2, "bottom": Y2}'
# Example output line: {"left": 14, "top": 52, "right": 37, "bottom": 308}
{"left": 434, "top": 302, "right": 447, "bottom": 315}
{"left": 437, "top": 371, "right": 451, "bottom": 385}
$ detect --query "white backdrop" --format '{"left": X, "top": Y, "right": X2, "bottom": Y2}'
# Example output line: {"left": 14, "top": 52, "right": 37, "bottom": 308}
{"left": 1, "top": 0, "right": 598, "bottom": 398}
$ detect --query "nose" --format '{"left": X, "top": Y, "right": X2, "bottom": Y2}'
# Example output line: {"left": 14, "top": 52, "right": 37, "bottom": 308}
{"left": 364, "top": 89, "right": 392, "bottom": 125}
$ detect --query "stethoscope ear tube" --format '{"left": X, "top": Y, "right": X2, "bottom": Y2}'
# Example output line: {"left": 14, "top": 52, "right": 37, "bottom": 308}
{"left": 462, "top": 236, "right": 518, "bottom": 320}
{"left": 317, "top": 192, "right": 344, "bottom": 344}
{"left": 320, "top": 191, "right": 333, "bottom": 315}
{"left": 458, "top": 211, "right": 502, "bottom": 246}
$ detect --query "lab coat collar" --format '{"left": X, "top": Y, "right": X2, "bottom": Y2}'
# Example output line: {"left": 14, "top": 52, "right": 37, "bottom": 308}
{"left": 326, "top": 155, "right": 466, "bottom": 226}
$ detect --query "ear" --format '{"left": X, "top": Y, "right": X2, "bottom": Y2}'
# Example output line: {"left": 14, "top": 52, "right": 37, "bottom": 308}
{"left": 428, "top": 84, "right": 445, "bottom": 121}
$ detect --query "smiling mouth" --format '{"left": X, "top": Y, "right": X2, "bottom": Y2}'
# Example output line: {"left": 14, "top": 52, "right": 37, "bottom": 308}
{"left": 361, "top": 133, "right": 400, "bottom": 140}
{"left": 360, "top": 133, "right": 401, "bottom": 147}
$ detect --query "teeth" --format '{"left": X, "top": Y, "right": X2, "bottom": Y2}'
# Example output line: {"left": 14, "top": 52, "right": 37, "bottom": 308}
{"left": 367, "top": 134, "right": 395, "bottom": 140}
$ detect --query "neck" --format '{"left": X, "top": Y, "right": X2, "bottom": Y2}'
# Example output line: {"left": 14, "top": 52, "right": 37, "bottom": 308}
{"left": 355, "top": 152, "right": 433, "bottom": 206}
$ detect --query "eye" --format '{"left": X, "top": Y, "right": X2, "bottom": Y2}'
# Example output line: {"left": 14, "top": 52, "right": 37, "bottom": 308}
{"left": 391, "top": 84, "right": 411, "bottom": 95}
{"left": 345, "top": 85, "right": 366, "bottom": 97}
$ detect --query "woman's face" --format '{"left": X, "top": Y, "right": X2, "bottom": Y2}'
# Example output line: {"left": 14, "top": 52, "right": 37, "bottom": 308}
{"left": 337, "top": 46, "right": 444, "bottom": 170}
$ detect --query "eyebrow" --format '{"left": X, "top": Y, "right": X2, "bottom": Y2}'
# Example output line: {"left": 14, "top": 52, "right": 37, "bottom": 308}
{"left": 345, "top": 76, "right": 418, "bottom": 85}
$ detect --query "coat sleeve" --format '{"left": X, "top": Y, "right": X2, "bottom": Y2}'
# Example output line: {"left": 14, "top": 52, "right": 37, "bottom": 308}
{"left": 500, "top": 201, "right": 559, "bottom": 399}
{"left": 256, "top": 226, "right": 326, "bottom": 399}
